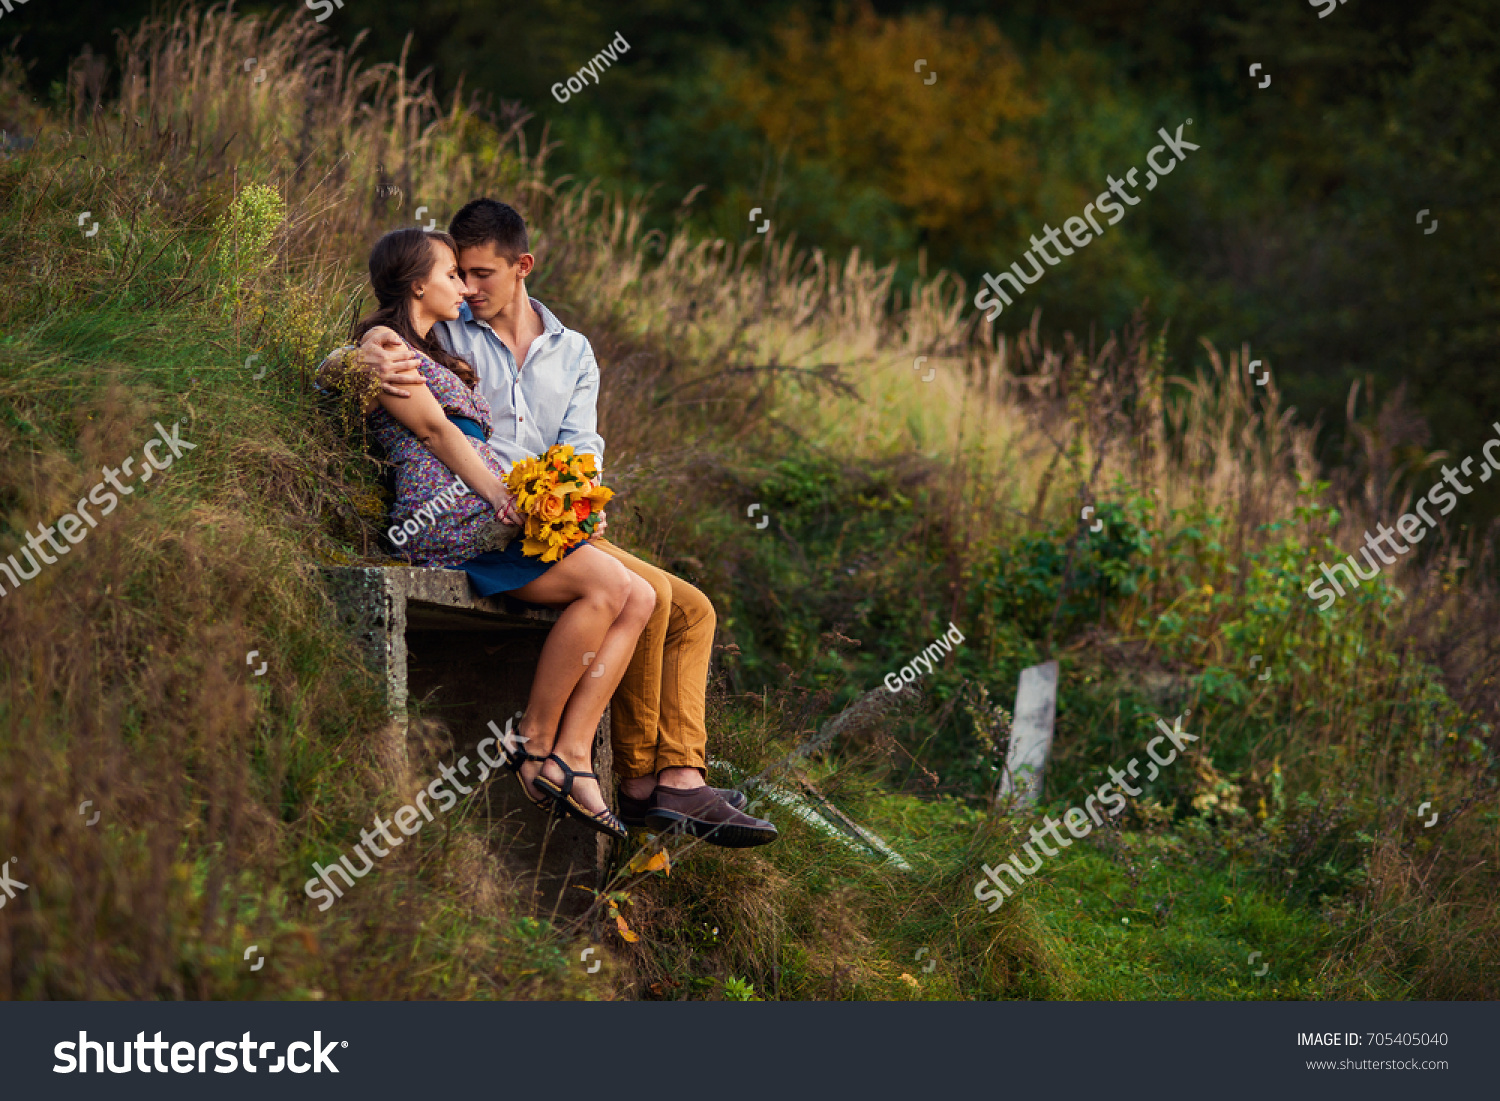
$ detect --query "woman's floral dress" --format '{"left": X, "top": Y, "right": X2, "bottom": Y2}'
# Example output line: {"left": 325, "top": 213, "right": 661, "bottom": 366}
{"left": 366, "top": 346, "right": 510, "bottom": 568}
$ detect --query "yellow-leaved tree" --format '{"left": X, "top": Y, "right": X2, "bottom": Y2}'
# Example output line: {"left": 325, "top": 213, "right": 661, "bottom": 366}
{"left": 721, "top": 2, "right": 1043, "bottom": 261}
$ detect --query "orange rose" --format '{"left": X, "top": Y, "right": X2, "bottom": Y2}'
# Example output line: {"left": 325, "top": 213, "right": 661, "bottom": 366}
{"left": 573, "top": 497, "right": 592, "bottom": 522}
{"left": 538, "top": 492, "right": 567, "bottom": 522}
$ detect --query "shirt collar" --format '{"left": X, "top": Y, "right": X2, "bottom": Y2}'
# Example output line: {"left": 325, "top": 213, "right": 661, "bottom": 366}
{"left": 530, "top": 297, "right": 565, "bottom": 337}
{"left": 458, "top": 297, "right": 564, "bottom": 338}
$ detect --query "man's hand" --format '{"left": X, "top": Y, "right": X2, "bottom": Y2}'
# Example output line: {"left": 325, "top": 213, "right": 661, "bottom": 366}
{"left": 360, "top": 326, "right": 427, "bottom": 398}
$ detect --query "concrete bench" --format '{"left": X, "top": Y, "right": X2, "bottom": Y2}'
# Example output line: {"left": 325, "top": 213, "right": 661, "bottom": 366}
{"left": 322, "top": 565, "right": 612, "bottom": 913}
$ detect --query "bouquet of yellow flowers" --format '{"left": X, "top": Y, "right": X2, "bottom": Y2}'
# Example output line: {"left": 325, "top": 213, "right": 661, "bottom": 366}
{"left": 504, "top": 444, "right": 614, "bottom": 562}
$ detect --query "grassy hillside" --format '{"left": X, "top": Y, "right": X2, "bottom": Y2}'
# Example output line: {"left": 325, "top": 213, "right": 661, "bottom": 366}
{"left": 0, "top": 7, "right": 1495, "bottom": 1000}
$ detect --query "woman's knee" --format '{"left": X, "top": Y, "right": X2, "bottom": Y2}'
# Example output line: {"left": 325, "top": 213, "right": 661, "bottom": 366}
{"left": 581, "top": 552, "right": 633, "bottom": 616}
{"left": 624, "top": 572, "right": 657, "bottom": 627}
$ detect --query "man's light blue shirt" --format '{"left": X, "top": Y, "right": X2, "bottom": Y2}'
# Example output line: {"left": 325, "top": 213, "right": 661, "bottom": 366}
{"left": 434, "top": 298, "right": 605, "bottom": 473}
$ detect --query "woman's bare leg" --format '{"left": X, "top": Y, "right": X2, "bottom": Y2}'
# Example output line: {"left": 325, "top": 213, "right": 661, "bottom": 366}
{"left": 540, "top": 572, "right": 656, "bottom": 810}
{"left": 508, "top": 549, "right": 655, "bottom": 812}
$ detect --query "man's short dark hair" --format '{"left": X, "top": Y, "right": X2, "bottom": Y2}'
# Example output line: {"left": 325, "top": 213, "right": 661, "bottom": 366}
{"left": 449, "top": 199, "right": 529, "bottom": 261}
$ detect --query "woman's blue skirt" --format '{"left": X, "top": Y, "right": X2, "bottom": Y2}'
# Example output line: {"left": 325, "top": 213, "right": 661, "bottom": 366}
{"left": 454, "top": 538, "right": 583, "bottom": 599}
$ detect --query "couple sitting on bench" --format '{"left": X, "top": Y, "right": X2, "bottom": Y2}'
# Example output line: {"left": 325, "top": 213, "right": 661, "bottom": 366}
{"left": 320, "top": 198, "right": 775, "bottom": 848}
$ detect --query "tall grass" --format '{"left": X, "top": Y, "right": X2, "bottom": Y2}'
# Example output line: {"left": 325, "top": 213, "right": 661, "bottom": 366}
{"left": 0, "top": 4, "right": 1495, "bottom": 1000}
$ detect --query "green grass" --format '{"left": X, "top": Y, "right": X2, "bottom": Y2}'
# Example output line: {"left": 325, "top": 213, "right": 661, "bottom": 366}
{"left": 1024, "top": 828, "right": 1338, "bottom": 1000}
{"left": 612, "top": 710, "right": 1346, "bottom": 1002}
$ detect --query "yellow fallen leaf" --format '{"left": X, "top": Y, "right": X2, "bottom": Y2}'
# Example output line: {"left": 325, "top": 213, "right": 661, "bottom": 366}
{"left": 626, "top": 847, "right": 671, "bottom": 876}
{"left": 614, "top": 912, "right": 639, "bottom": 943}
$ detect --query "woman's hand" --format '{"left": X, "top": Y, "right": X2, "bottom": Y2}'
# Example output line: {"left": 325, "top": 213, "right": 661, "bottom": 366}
{"left": 591, "top": 511, "right": 608, "bottom": 541}
{"left": 492, "top": 490, "right": 522, "bottom": 527}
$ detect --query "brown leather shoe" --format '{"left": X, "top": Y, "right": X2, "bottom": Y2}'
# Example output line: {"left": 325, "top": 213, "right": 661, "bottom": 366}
{"left": 644, "top": 785, "right": 778, "bottom": 848}
{"left": 617, "top": 785, "right": 747, "bottom": 828}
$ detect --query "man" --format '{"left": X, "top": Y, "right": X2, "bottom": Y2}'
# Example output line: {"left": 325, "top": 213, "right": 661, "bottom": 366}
{"left": 321, "top": 198, "right": 775, "bottom": 848}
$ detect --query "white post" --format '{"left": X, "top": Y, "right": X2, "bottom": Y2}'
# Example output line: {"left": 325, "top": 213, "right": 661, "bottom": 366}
{"left": 998, "top": 660, "right": 1058, "bottom": 805}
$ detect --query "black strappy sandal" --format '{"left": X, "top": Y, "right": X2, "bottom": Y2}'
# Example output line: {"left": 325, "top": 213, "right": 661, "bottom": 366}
{"left": 497, "top": 720, "right": 559, "bottom": 813}
{"left": 532, "top": 754, "right": 628, "bottom": 841}
{"left": 512, "top": 750, "right": 562, "bottom": 813}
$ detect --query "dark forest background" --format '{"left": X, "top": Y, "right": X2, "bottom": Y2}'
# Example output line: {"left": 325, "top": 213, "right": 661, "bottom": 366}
{"left": 15, "top": 0, "right": 1500, "bottom": 529}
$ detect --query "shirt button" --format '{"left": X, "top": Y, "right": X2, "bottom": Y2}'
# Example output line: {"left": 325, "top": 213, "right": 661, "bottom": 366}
{"left": 518, "top": 416, "right": 524, "bottom": 422}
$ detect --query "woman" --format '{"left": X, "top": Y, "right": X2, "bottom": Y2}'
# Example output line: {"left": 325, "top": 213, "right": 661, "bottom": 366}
{"left": 356, "top": 227, "right": 653, "bottom": 840}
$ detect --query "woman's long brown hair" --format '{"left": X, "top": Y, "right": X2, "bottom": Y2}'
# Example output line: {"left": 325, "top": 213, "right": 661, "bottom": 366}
{"left": 351, "top": 228, "right": 478, "bottom": 387}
